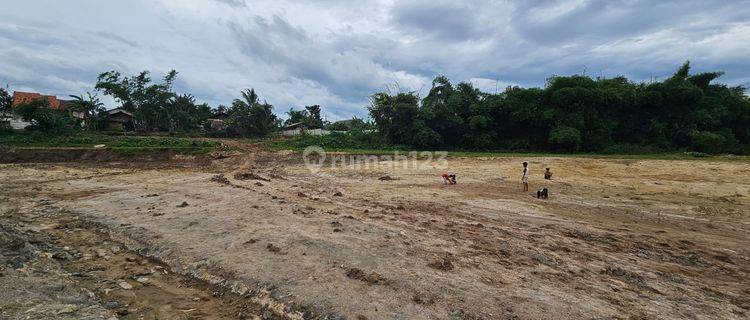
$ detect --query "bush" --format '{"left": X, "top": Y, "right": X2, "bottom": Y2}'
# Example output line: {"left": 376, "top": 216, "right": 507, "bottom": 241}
{"left": 16, "top": 99, "right": 80, "bottom": 134}
{"left": 685, "top": 151, "right": 710, "bottom": 158}
{"left": 409, "top": 122, "right": 442, "bottom": 149}
{"left": 278, "top": 130, "right": 385, "bottom": 150}
{"left": 600, "top": 144, "right": 663, "bottom": 154}
{"left": 0, "top": 120, "right": 12, "bottom": 135}
{"left": 0, "top": 132, "right": 218, "bottom": 154}
{"left": 548, "top": 126, "right": 581, "bottom": 150}
{"left": 689, "top": 131, "right": 726, "bottom": 154}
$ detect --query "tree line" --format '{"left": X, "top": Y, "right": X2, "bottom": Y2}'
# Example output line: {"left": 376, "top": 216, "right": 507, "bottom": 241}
{"left": 2, "top": 67, "right": 364, "bottom": 136}
{"left": 4, "top": 62, "right": 749, "bottom": 154}
{"left": 2, "top": 70, "right": 312, "bottom": 136}
{"left": 367, "top": 62, "right": 750, "bottom": 154}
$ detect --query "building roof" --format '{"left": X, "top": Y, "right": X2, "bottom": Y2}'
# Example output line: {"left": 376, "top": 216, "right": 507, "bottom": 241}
{"left": 108, "top": 108, "right": 134, "bottom": 117}
{"left": 284, "top": 122, "right": 305, "bottom": 129}
{"left": 12, "top": 91, "right": 60, "bottom": 109}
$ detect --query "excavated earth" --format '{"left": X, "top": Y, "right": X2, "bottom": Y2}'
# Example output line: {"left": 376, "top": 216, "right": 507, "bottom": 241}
{"left": 0, "top": 145, "right": 748, "bottom": 319}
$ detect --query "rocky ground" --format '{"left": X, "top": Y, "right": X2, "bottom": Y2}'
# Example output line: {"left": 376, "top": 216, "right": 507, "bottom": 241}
{"left": 0, "top": 147, "right": 748, "bottom": 319}
{"left": 0, "top": 195, "right": 273, "bottom": 319}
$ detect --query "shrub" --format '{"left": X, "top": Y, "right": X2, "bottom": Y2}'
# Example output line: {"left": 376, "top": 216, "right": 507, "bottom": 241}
{"left": 689, "top": 131, "right": 726, "bottom": 154}
{"left": 600, "top": 144, "right": 663, "bottom": 155}
{"left": 548, "top": 126, "right": 581, "bottom": 150}
{"left": 16, "top": 98, "right": 80, "bottom": 134}
{"left": 278, "top": 130, "right": 385, "bottom": 150}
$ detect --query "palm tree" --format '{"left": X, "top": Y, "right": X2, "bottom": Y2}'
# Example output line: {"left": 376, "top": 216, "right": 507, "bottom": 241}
{"left": 240, "top": 88, "right": 259, "bottom": 106}
{"left": 69, "top": 92, "right": 104, "bottom": 130}
{"left": 228, "top": 88, "right": 278, "bottom": 136}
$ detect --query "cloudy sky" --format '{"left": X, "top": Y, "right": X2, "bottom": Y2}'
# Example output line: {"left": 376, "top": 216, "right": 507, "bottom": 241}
{"left": 1, "top": 0, "right": 749, "bottom": 120}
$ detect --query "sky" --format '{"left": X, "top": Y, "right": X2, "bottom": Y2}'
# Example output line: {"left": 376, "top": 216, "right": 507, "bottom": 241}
{"left": 1, "top": 0, "right": 749, "bottom": 121}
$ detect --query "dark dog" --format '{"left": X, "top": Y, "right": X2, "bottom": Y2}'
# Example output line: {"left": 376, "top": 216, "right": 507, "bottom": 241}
{"left": 536, "top": 188, "right": 549, "bottom": 199}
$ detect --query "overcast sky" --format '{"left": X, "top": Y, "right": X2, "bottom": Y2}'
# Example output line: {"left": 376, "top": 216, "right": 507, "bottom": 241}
{"left": 1, "top": 0, "right": 749, "bottom": 120}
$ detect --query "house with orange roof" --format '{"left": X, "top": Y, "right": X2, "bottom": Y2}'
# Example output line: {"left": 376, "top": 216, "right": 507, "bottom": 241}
{"left": 2, "top": 91, "right": 84, "bottom": 129}
{"left": 11, "top": 91, "right": 61, "bottom": 109}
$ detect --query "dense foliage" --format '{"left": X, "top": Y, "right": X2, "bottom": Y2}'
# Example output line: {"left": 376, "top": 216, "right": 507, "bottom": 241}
{"left": 278, "top": 129, "right": 385, "bottom": 150}
{"left": 68, "top": 92, "right": 107, "bottom": 131}
{"left": 95, "top": 70, "right": 180, "bottom": 132}
{"left": 368, "top": 62, "right": 750, "bottom": 154}
{"left": 0, "top": 87, "right": 12, "bottom": 116}
{"left": 95, "top": 70, "right": 278, "bottom": 136}
{"left": 284, "top": 105, "right": 325, "bottom": 128}
{"left": 14, "top": 98, "right": 80, "bottom": 134}
{"left": 326, "top": 117, "right": 370, "bottom": 131}
{"left": 0, "top": 131, "right": 219, "bottom": 154}
{"left": 226, "top": 89, "right": 279, "bottom": 136}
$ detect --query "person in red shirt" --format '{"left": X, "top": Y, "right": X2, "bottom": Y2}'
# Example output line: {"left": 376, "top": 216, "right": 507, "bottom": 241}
{"left": 442, "top": 172, "right": 456, "bottom": 185}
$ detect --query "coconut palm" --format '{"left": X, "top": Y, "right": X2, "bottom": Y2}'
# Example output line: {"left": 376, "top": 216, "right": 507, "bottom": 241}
{"left": 69, "top": 92, "right": 104, "bottom": 130}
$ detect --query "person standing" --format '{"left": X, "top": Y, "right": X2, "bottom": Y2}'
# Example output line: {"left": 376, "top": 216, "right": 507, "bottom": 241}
{"left": 522, "top": 162, "right": 529, "bottom": 192}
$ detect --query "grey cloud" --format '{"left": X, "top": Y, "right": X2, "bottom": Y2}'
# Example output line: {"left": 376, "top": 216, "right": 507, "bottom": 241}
{"left": 510, "top": 0, "right": 743, "bottom": 45}
{"left": 389, "top": 0, "right": 488, "bottom": 40}
{"left": 213, "top": 0, "right": 247, "bottom": 8}
{"left": 96, "top": 32, "right": 140, "bottom": 48}
{"left": 1, "top": 0, "right": 749, "bottom": 120}
{"left": 230, "top": 15, "right": 425, "bottom": 103}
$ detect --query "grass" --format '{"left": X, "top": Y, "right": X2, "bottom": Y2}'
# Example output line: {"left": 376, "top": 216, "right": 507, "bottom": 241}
{"left": 267, "top": 139, "right": 749, "bottom": 162}
{"left": 0, "top": 131, "right": 220, "bottom": 155}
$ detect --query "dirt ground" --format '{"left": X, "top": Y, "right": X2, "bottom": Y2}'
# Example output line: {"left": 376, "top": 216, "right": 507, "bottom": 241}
{"left": 0, "top": 146, "right": 748, "bottom": 319}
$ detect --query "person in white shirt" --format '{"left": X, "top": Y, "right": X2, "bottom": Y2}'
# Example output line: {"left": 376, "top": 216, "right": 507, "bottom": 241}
{"left": 522, "top": 162, "right": 529, "bottom": 192}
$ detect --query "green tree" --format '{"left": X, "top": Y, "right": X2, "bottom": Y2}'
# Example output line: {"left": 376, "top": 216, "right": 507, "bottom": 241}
{"left": 284, "top": 105, "right": 326, "bottom": 128}
{"left": 305, "top": 105, "right": 325, "bottom": 128}
{"left": 285, "top": 108, "right": 309, "bottom": 126}
{"left": 95, "top": 70, "right": 178, "bottom": 131}
{"left": 227, "top": 89, "right": 278, "bottom": 136}
{"left": 548, "top": 126, "right": 582, "bottom": 150}
{"left": 327, "top": 117, "right": 369, "bottom": 131}
{"left": 69, "top": 92, "right": 105, "bottom": 131}
{"left": 0, "top": 86, "right": 12, "bottom": 116}
{"left": 214, "top": 104, "right": 228, "bottom": 116}
{"left": 368, "top": 91, "right": 433, "bottom": 146}
{"left": 165, "top": 94, "right": 211, "bottom": 132}
{"left": 16, "top": 98, "right": 78, "bottom": 133}
{"left": 365, "top": 62, "right": 750, "bottom": 154}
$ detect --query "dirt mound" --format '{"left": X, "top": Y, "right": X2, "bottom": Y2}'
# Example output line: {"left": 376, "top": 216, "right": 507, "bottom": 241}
{"left": 210, "top": 174, "right": 230, "bottom": 184}
{"left": 233, "top": 171, "right": 270, "bottom": 181}
{"left": 346, "top": 268, "right": 387, "bottom": 285}
{"left": 427, "top": 257, "right": 455, "bottom": 271}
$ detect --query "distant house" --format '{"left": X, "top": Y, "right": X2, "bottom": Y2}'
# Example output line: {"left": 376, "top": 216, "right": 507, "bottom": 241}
{"left": 205, "top": 112, "right": 228, "bottom": 131}
{"left": 12, "top": 91, "right": 61, "bottom": 109}
{"left": 107, "top": 109, "right": 135, "bottom": 131}
{"left": 282, "top": 122, "right": 331, "bottom": 137}
{"left": 6, "top": 91, "right": 83, "bottom": 129}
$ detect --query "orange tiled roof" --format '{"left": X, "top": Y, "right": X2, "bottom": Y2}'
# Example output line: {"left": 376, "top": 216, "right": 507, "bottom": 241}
{"left": 12, "top": 91, "right": 60, "bottom": 109}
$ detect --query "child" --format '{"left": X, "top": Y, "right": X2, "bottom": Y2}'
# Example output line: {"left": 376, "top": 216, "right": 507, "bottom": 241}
{"left": 441, "top": 172, "right": 457, "bottom": 185}
{"left": 544, "top": 168, "right": 552, "bottom": 180}
{"left": 521, "top": 162, "right": 529, "bottom": 192}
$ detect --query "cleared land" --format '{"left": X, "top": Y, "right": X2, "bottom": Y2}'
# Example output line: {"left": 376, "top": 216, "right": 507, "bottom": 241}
{"left": 0, "top": 145, "right": 748, "bottom": 319}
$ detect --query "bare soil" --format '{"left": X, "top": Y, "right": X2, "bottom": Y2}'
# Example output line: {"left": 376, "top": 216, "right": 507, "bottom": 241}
{"left": 0, "top": 145, "right": 748, "bottom": 319}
